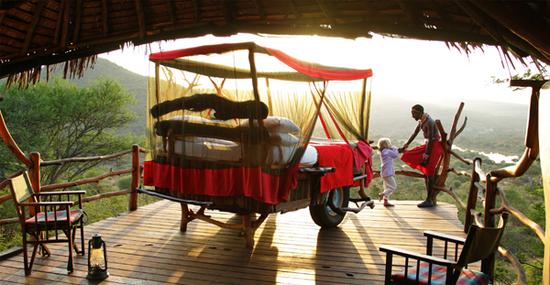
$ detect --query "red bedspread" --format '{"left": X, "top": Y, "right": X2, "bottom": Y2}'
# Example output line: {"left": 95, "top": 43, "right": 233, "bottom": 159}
{"left": 311, "top": 143, "right": 354, "bottom": 193}
{"left": 143, "top": 162, "right": 299, "bottom": 205}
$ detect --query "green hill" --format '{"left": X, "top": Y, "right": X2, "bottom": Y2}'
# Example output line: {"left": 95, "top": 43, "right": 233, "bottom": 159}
{"left": 52, "top": 58, "right": 148, "bottom": 135}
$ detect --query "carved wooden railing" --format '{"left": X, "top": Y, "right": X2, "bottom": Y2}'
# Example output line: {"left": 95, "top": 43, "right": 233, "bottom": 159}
{"left": 0, "top": 141, "right": 145, "bottom": 226}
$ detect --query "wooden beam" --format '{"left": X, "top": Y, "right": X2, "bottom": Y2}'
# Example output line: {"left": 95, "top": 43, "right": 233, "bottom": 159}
{"left": 0, "top": 10, "right": 6, "bottom": 26}
{"left": 102, "top": 0, "right": 109, "bottom": 36}
{"left": 167, "top": 0, "right": 176, "bottom": 27}
{"left": 59, "top": 0, "right": 71, "bottom": 47}
{"left": 315, "top": 0, "right": 335, "bottom": 22}
{"left": 223, "top": 0, "right": 234, "bottom": 24}
{"left": 192, "top": 0, "right": 200, "bottom": 23}
{"left": 21, "top": 1, "right": 46, "bottom": 55}
{"left": 71, "top": 0, "right": 83, "bottom": 43}
{"left": 134, "top": 0, "right": 146, "bottom": 40}
{"left": 287, "top": 0, "right": 301, "bottom": 19}
{"left": 53, "top": 0, "right": 65, "bottom": 44}
{"left": 253, "top": 0, "right": 266, "bottom": 21}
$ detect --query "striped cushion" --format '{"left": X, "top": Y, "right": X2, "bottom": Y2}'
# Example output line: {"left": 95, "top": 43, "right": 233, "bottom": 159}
{"left": 392, "top": 262, "right": 489, "bottom": 285}
{"left": 26, "top": 209, "right": 83, "bottom": 224}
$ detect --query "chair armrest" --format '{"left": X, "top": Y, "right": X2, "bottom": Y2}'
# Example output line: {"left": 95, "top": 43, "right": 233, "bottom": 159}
{"left": 35, "top": 190, "right": 86, "bottom": 196}
{"left": 20, "top": 201, "right": 74, "bottom": 207}
{"left": 379, "top": 245, "right": 456, "bottom": 266}
{"left": 424, "top": 231, "right": 465, "bottom": 245}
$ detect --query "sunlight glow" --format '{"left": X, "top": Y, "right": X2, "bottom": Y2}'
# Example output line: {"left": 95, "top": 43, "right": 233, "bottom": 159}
{"left": 100, "top": 33, "right": 535, "bottom": 105}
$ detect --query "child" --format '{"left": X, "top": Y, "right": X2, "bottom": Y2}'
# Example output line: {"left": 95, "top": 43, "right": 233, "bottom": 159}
{"left": 378, "top": 138, "right": 399, "bottom": 207}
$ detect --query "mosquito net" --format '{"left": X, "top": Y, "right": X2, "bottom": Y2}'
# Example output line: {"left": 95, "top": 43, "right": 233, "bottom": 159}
{"left": 143, "top": 42, "right": 372, "bottom": 205}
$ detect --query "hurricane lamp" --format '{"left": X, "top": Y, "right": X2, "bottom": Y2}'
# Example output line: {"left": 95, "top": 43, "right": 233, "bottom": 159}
{"left": 86, "top": 234, "right": 109, "bottom": 280}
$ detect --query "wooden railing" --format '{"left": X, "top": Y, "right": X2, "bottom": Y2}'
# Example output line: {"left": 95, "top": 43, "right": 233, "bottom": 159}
{"left": 0, "top": 144, "right": 146, "bottom": 226}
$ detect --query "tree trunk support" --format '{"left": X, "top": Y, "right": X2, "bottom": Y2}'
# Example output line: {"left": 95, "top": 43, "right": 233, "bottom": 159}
{"left": 179, "top": 203, "right": 268, "bottom": 249}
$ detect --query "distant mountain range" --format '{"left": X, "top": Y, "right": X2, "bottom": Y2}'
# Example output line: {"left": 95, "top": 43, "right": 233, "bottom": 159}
{"left": 65, "top": 58, "right": 529, "bottom": 155}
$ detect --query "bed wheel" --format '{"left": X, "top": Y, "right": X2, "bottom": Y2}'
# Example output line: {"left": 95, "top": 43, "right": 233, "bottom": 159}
{"left": 309, "top": 187, "right": 349, "bottom": 228}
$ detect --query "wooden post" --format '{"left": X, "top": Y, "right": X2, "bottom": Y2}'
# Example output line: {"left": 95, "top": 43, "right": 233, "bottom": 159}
{"left": 28, "top": 152, "right": 41, "bottom": 193}
{"left": 129, "top": 144, "right": 140, "bottom": 211}
{"left": 464, "top": 157, "right": 481, "bottom": 233}
{"left": 482, "top": 174, "right": 497, "bottom": 278}
{"left": 538, "top": 81, "right": 550, "bottom": 285}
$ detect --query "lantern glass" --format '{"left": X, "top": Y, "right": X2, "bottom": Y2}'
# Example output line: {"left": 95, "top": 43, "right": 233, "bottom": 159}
{"left": 89, "top": 246, "right": 105, "bottom": 268}
{"left": 87, "top": 234, "right": 109, "bottom": 280}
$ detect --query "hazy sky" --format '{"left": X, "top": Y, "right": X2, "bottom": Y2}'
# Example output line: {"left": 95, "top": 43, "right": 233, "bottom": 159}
{"left": 100, "top": 33, "right": 534, "bottom": 106}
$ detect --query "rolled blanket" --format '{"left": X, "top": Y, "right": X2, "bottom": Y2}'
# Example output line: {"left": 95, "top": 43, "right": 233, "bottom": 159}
{"left": 151, "top": 93, "right": 268, "bottom": 120}
{"left": 401, "top": 141, "right": 444, "bottom": 176}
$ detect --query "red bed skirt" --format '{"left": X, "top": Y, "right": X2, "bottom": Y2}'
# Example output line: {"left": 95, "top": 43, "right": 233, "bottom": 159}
{"left": 143, "top": 161, "right": 299, "bottom": 205}
{"left": 401, "top": 141, "right": 444, "bottom": 176}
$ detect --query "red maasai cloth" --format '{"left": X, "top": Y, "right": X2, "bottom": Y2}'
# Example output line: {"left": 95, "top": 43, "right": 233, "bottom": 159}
{"left": 352, "top": 140, "right": 374, "bottom": 187}
{"left": 312, "top": 143, "right": 354, "bottom": 193}
{"left": 143, "top": 162, "right": 299, "bottom": 205}
{"left": 401, "top": 141, "right": 444, "bottom": 176}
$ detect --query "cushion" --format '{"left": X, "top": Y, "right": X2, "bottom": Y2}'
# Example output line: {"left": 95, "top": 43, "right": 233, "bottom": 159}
{"left": 241, "top": 116, "right": 300, "bottom": 133}
{"left": 269, "top": 132, "right": 300, "bottom": 146}
{"left": 26, "top": 209, "right": 84, "bottom": 224}
{"left": 391, "top": 262, "right": 489, "bottom": 285}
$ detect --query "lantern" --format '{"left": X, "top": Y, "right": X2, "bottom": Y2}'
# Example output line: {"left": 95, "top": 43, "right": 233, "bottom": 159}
{"left": 86, "top": 234, "right": 109, "bottom": 280}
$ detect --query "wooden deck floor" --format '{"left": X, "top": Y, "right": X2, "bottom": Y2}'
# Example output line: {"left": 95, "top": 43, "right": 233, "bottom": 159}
{"left": 0, "top": 200, "right": 465, "bottom": 284}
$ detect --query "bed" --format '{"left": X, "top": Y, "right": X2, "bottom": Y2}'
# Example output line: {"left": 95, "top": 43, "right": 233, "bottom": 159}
{"left": 141, "top": 42, "right": 375, "bottom": 248}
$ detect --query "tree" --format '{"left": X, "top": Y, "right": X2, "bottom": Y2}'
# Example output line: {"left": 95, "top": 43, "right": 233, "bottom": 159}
{"left": 0, "top": 78, "right": 137, "bottom": 184}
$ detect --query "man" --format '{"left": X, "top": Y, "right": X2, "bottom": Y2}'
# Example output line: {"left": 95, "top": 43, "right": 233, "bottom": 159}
{"left": 399, "top": 104, "right": 444, "bottom": 208}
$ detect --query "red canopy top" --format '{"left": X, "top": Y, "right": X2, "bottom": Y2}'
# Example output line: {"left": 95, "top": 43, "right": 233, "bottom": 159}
{"left": 149, "top": 42, "right": 373, "bottom": 81}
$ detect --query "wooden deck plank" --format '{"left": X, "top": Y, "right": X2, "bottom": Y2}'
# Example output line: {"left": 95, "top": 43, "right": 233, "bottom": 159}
{"left": 0, "top": 200, "right": 466, "bottom": 284}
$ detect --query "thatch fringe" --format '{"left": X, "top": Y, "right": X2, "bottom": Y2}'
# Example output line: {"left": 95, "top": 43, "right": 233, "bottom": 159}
{"left": 6, "top": 55, "right": 97, "bottom": 88}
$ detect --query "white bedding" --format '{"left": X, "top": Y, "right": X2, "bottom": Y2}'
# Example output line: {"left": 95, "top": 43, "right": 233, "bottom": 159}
{"left": 170, "top": 137, "right": 318, "bottom": 166}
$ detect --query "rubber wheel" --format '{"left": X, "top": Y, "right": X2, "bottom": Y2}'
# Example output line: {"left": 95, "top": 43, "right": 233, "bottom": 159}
{"left": 309, "top": 187, "right": 350, "bottom": 228}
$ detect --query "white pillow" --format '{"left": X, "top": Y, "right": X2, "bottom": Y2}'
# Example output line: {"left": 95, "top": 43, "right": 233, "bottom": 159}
{"left": 299, "top": 145, "right": 318, "bottom": 166}
{"left": 269, "top": 132, "right": 299, "bottom": 146}
{"left": 264, "top": 116, "right": 300, "bottom": 133}
{"left": 240, "top": 116, "right": 300, "bottom": 133}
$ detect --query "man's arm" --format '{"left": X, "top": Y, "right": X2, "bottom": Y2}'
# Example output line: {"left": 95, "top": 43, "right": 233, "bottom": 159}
{"left": 400, "top": 124, "right": 420, "bottom": 152}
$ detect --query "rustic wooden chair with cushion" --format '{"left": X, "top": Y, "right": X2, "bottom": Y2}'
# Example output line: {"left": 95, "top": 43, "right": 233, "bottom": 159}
{"left": 379, "top": 212, "right": 508, "bottom": 285}
{"left": 7, "top": 171, "right": 86, "bottom": 275}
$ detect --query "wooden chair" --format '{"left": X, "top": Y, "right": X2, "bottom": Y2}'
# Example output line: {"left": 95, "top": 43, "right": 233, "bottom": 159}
{"left": 7, "top": 171, "right": 86, "bottom": 275}
{"left": 379, "top": 213, "right": 508, "bottom": 285}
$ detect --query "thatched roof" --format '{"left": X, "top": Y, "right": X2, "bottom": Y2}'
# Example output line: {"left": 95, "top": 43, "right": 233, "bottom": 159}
{"left": 1, "top": 0, "right": 549, "bottom": 85}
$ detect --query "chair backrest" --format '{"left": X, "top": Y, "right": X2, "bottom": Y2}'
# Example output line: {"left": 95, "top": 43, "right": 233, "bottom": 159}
{"left": 455, "top": 213, "right": 508, "bottom": 272}
{"left": 8, "top": 171, "right": 35, "bottom": 204}
{"left": 8, "top": 171, "right": 36, "bottom": 221}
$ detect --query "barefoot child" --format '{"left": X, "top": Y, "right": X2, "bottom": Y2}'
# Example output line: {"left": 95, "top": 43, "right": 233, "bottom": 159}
{"left": 378, "top": 138, "right": 399, "bottom": 207}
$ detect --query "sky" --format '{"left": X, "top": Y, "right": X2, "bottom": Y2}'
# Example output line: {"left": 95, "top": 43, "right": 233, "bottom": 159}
{"left": 100, "top": 33, "right": 536, "bottom": 106}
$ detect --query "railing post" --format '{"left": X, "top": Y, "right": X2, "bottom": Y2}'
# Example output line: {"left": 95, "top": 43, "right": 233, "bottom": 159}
{"left": 129, "top": 144, "right": 140, "bottom": 211}
{"left": 464, "top": 157, "right": 481, "bottom": 233}
{"left": 28, "top": 152, "right": 41, "bottom": 193}
{"left": 481, "top": 174, "right": 497, "bottom": 279}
